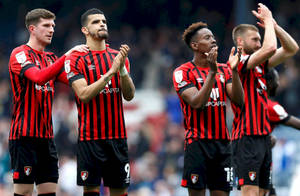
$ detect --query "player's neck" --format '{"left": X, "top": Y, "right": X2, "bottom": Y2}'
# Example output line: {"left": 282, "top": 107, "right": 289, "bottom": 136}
{"left": 26, "top": 37, "right": 46, "bottom": 52}
{"left": 192, "top": 54, "right": 209, "bottom": 68}
{"left": 87, "top": 37, "right": 106, "bottom": 51}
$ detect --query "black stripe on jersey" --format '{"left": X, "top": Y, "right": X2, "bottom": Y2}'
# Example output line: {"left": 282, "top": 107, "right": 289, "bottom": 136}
{"left": 108, "top": 52, "right": 122, "bottom": 138}
{"left": 88, "top": 52, "right": 96, "bottom": 138}
{"left": 193, "top": 69, "right": 202, "bottom": 138}
{"left": 246, "top": 74, "right": 253, "bottom": 132}
{"left": 218, "top": 66, "right": 226, "bottom": 130}
{"left": 95, "top": 54, "right": 103, "bottom": 138}
{"left": 26, "top": 80, "right": 33, "bottom": 136}
{"left": 260, "top": 102, "right": 264, "bottom": 134}
{"left": 104, "top": 53, "right": 116, "bottom": 137}
{"left": 101, "top": 53, "right": 110, "bottom": 138}
{"left": 81, "top": 55, "right": 90, "bottom": 139}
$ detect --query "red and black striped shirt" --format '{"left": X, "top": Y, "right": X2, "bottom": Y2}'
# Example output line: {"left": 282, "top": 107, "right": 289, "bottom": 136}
{"left": 9, "top": 45, "right": 58, "bottom": 140}
{"left": 66, "top": 46, "right": 130, "bottom": 141}
{"left": 231, "top": 55, "right": 271, "bottom": 139}
{"left": 173, "top": 62, "right": 232, "bottom": 143}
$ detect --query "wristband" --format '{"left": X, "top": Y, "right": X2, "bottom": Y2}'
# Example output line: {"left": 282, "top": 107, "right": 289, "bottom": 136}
{"left": 119, "top": 66, "right": 128, "bottom": 76}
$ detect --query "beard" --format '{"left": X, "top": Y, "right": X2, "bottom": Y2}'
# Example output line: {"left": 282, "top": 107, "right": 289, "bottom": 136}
{"left": 243, "top": 43, "right": 259, "bottom": 55}
{"left": 89, "top": 29, "right": 109, "bottom": 40}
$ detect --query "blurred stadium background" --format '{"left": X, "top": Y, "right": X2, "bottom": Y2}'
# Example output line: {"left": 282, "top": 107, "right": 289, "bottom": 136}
{"left": 0, "top": 0, "right": 300, "bottom": 195}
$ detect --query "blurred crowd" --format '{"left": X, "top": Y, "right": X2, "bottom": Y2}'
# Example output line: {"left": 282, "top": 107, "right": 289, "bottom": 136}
{"left": 0, "top": 0, "right": 300, "bottom": 195}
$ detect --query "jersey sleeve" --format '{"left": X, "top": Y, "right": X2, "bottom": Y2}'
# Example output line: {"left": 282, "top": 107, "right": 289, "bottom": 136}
{"left": 223, "top": 64, "right": 232, "bottom": 84}
{"left": 125, "top": 57, "right": 130, "bottom": 73}
{"left": 173, "top": 67, "right": 195, "bottom": 94}
{"left": 10, "top": 49, "right": 35, "bottom": 77}
{"left": 268, "top": 101, "right": 290, "bottom": 124}
{"left": 65, "top": 54, "right": 85, "bottom": 86}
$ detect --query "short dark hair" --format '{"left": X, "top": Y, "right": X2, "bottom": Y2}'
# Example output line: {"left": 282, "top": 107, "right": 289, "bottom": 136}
{"left": 232, "top": 24, "right": 258, "bottom": 46}
{"left": 81, "top": 8, "right": 104, "bottom": 27}
{"left": 25, "top": 8, "right": 55, "bottom": 29}
{"left": 182, "top": 22, "right": 207, "bottom": 48}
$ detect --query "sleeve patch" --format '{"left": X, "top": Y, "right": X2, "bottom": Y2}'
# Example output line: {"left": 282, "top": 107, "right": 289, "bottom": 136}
{"left": 64, "top": 60, "right": 71, "bottom": 73}
{"left": 174, "top": 70, "right": 183, "bottom": 83}
{"left": 15, "top": 51, "right": 27, "bottom": 66}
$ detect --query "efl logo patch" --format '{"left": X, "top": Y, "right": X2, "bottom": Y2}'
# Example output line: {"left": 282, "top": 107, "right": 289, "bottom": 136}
{"left": 81, "top": 171, "right": 88, "bottom": 181}
{"left": 64, "top": 60, "right": 71, "bottom": 73}
{"left": 15, "top": 51, "right": 27, "bottom": 64}
{"left": 191, "top": 174, "right": 199, "bottom": 184}
{"left": 249, "top": 171, "right": 256, "bottom": 181}
{"left": 24, "top": 166, "right": 32, "bottom": 176}
{"left": 174, "top": 70, "right": 183, "bottom": 83}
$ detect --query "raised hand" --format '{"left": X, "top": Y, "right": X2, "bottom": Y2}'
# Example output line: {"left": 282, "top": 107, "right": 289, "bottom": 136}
{"left": 65, "top": 44, "right": 89, "bottom": 56}
{"left": 252, "top": 3, "right": 273, "bottom": 25}
{"left": 205, "top": 46, "right": 218, "bottom": 72}
{"left": 228, "top": 46, "right": 242, "bottom": 70}
{"left": 111, "top": 44, "right": 130, "bottom": 74}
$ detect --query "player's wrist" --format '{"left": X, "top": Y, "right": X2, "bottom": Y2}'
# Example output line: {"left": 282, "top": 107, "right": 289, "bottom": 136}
{"left": 119, "top": 65, "right": 128, "bottom": 77}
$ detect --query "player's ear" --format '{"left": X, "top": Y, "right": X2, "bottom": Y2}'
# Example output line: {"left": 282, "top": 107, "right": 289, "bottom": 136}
{"left": 28, "top": 25, "right": 35, "bottom": 33}
{"left": 81, "top": 26, "right": 88, "bottom": 35}
{"left": 237, "top": 37, "right": 243, "bottom": 46}
{"left": 191, "top": 42, "right": 198, "bottom": 50}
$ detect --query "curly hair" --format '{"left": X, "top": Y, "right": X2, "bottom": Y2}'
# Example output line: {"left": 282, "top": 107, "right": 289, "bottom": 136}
{"left": 182, "top": 22, "right": 207, "bottom": 48}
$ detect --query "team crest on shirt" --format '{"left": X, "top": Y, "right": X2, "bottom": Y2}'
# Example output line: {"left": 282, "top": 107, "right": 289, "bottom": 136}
{"left": 64, "top": 60, "right": 71, "bottom": 73}
{"left": 191, "top": 174, "right": 199, "bottom": 184}
{"left": 24, "top": 166, "right": 32, "bottom": 176}
{"left": 15, "top": 51, "right": 27, "bottom": 66}
{"left": 218, "top": 73, "right": 225, "bottom": 83}
{"left": 81, "top": 171, "right": 89, "bottom": 181}
{"left": 248, "top": 171, "right": 256, "bottom": 181}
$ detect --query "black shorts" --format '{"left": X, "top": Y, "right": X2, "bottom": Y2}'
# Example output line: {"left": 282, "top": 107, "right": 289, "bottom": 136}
{"left": 181, "top": 139, "right": 232, "bottom": 192}
{"left": 232, "top": 135, "right": 272, "bottom": 189}
{"left": 77, "top": 139, "right": 130, "bottom": 188}
{"left": 9, "top": 138, "right": 59, "bottom": 184}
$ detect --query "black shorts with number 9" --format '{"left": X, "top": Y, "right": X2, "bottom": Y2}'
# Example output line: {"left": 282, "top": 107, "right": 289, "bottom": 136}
{"left": 77, "top": 139, "right": 130, "bottom": 188}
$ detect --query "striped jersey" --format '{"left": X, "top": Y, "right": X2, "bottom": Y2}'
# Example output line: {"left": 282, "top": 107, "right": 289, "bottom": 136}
{"left": 231, "top": 55, "right": 271, "bottom": 139}
{"left": 268, "top": 99, "right": 290, "bottom": 131}
{"left": 66, "top": 46, "right": 129, "bottom": 141}
{"left": 9, "top": 45, "right": 57, "bottom": 140}
{"left": 173, "top": 61, "right": 232, "bottom": 143}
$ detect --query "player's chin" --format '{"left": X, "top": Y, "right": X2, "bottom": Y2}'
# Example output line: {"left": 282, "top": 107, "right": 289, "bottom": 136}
{"left": 98, "top": 32, "right": 109, "bottom": 39}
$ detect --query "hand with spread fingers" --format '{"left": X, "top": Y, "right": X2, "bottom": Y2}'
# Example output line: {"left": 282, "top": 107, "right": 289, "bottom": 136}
{"left": 228, "top": 46, "right": 242, "bottom": 71}
{"left": 252, "top": 3, "right": 274, "bottom": 26}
